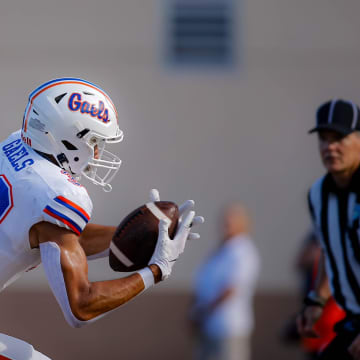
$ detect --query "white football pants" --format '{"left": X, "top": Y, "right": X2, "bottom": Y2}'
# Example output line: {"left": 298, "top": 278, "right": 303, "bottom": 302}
{"left": 0, "top": 333, "right": 51, "bottom": 360}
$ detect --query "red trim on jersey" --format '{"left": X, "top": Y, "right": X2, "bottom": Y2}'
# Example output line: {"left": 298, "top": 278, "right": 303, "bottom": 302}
{"left": 43, "top": 208, "right": 81, "bottom": 236}
{"left": 56, "top": 196, "right": 90, "bottom": 221}
{"left": 0, "top": 355, "right": 14, "bottom": 360}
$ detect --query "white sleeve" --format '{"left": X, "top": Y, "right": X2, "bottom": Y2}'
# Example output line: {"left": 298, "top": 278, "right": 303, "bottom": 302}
{"left": 42, "top": 194, "right": 92, "bottom": 236}
{"left": 40, "top": 241, "right": 105, "bottom": 328}
{"left": 40, "top": 242, "right": 153, "bottom": 328}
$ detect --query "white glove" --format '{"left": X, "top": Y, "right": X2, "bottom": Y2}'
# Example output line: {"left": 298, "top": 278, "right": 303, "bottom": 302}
{"left": 149, "top": 189, "right": 204, "bottom": 241}
{"left": 148, "top": 189, "right": 204, "bottom": 280}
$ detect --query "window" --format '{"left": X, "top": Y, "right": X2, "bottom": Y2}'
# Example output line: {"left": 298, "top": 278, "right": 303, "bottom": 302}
{"left": 166, "top": 0, "right": 236, "bottom": 67}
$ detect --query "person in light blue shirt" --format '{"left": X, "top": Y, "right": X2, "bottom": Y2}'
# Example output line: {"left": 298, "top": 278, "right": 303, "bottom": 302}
{"left": 190, "top": 204, "right": 261, "bottom": 360}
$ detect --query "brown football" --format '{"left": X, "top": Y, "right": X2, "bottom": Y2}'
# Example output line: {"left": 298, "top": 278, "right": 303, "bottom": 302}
{"left": 109, "top": 201, "right": 179, "bottom": 272}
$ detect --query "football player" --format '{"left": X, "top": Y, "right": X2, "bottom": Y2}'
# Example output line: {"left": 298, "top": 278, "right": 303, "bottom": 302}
{"left": 0, "top": 78, "right": 204, "bottom": 359}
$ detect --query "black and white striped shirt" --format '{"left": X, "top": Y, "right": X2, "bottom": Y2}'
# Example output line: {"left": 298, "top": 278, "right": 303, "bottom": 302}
{"left": 308, "top": 168, "right": 360, "bottom": 315}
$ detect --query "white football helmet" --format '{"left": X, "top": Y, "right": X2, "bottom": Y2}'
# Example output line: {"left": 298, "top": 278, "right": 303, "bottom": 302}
{"left": 21, "top": 78, "right": 123, "bottom": 191}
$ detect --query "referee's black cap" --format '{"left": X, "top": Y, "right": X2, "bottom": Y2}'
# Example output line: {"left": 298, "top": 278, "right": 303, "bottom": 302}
{"left": 309, "top": 99, "right": 360, "bottom": 136}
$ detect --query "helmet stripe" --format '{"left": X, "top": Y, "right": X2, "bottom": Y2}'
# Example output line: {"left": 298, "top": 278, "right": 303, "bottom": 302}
{"left": 23, "top": 78, "right": 118, "bottom": 132}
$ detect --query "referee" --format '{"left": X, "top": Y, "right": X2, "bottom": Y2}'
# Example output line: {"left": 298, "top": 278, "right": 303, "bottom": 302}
{"left": 297, "top": 99, "right": 360, "bottom": 360}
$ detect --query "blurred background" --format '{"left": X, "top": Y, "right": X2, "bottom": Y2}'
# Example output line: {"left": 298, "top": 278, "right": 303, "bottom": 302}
{"left": 0, "top": 0, "right": 358, "bottom": 359}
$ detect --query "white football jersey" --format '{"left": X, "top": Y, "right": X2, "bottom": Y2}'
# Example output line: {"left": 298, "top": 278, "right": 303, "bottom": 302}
{"left": 0, "top": 130, "right": 93, "bottom": 291}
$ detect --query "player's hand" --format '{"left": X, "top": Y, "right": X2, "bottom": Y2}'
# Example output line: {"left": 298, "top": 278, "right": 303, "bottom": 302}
{"left": 149, "top": 189, "right": 205, "bottom": 241}
{"left": 148, "top": 189, "right": 204, "bottom": 280}
{"left": 149, "top": 214, "right": 194, "bottom": 280}
{"left": 348, "top": 333, "right": 360, "bottom": 360}
{"left": 149, "top": 188, "right": 161, "bottom": 202}
{"left": 296, "top": 305, "right": 323, "bottom": 338}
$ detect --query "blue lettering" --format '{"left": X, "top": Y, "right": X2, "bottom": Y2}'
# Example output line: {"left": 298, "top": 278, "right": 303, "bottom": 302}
{"left": 80, "top": 101, "right": 90, "bottom": 114}
{"left": 14, "top": 158, "right": 34, "bottom": 172}
{"left": 97, "top": 101, "right": 104, "bottom": 120}
{"left": 102, "top": 109, "right": 109, "bottom": 123}
{"left": 68, "top": 93, "right": 82, "bottom": 111}
{"left": 4, "top": 144, "right": 22, "bottom": 157}
{"left": 9, "top": 147, "right": 28, "bottom": 164}
{"left": 2, "top": 140, "right": 34, "bottom": 172}
{"left": 90, "top": 104, "right": 98, "bottom": 117}
{"left": 67, "top": 93, "right": 111, "bottom": 124}
{"left": 2, "top": 139, "right": 21, "bottom": 151}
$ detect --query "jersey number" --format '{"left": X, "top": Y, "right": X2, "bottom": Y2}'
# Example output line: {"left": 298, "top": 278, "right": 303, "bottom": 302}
{"left": 0, "top": 175, "right": 13, "bottom": 223}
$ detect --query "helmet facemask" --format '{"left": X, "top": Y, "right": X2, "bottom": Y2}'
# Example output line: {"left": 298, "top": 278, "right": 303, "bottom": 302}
{"left": 80, "top": 131, "right": 123, "bottom": 192}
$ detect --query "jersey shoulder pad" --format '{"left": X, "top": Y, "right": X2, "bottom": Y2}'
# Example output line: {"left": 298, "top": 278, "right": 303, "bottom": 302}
{"left": 42, "top": 170, "right": 93, "bottom": 236}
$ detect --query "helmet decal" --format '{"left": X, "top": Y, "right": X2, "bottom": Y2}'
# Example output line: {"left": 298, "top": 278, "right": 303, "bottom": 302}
{"left": 23, "top": 77, "right": 117, "bottom": 133}
{"left": 68, "top": 93, "right": 110, "bottom": 123}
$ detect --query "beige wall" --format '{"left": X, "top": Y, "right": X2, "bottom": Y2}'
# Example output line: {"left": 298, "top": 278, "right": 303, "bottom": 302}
{"left": 0, "top": 290, "right": 304, "bottom": 360}
{"left": 2, "top": 0, "right": 360, "bottom": 292}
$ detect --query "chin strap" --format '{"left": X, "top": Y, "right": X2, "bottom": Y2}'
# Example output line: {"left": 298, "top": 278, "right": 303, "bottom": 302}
{"left": 57, "top": 152, "right": 69, "bottom": 167}
{"left": 42, "top": 131, "right": 70, "bottom": 170}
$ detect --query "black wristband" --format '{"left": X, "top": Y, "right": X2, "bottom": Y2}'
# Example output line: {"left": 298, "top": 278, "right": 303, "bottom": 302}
{"left": 303, "top": 291, "right": 327, "bottom": 308}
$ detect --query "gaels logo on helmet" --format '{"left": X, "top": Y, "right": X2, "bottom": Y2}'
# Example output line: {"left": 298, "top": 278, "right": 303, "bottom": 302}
{"left": 68, "top": 93, "right": 110, "bottom": 123}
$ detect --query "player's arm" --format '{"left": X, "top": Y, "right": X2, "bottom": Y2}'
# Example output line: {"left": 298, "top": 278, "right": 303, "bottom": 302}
{"left": 33, "top": 189, "right": 202, "bottom": 327}
{"left": 31, "top": 197, "right": 199, "bottom": 327}
{"left": 208, "top": 287, "right": 235, "bottom": 311}
{"left": 79, "top": 223, "right": 116, "bottom": 257}
{"left": 30, "top": 221, "right": 161, "bottom": 327}
{"left": 297, "top": 190, "right": 331, "bottom": 337}
{"left": 311, "top": 250, "right": 331, "bottom": 300}
{"left": 296, "top": 250, "right": 331, "bottom": 337}
{"left": 198, "top": 287, "right": 234, "bottom": 316}
{"left": 189, "top": 287, "right": 234, "bottom": 331}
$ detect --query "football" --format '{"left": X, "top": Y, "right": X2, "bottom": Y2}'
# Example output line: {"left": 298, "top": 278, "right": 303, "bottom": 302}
{"left": 109, "top": 201, "right": 179, "bottom": 272}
